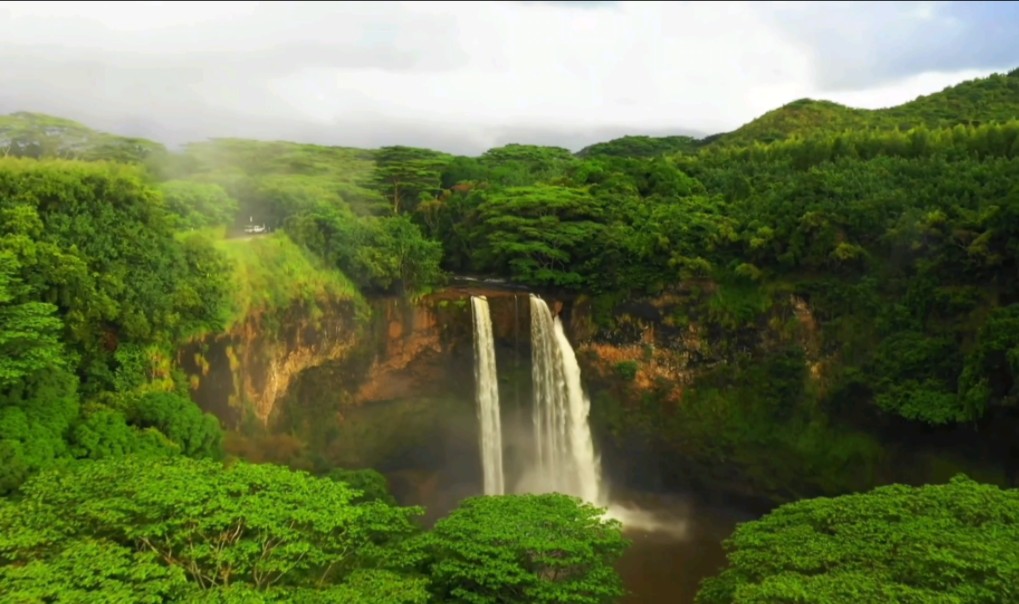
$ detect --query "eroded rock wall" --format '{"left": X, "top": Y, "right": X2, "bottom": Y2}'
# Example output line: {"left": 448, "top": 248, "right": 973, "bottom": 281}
{"left": 568, "top": 287, "right": 827, "bottom": 403}
{"left": 182, "top": 286, "right": 533, "bottom": 430}
{"left": 178, "top": 297, "right": 363, "bottom": 429}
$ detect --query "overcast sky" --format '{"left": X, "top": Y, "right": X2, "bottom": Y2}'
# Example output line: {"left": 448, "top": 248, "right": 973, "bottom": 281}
{"left": 0, "top": 1, "right": 1016, "bottom": 154}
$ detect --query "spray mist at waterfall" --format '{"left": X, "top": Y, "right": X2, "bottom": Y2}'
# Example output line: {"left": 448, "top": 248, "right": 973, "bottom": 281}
{"left": 471, "top": 296, "right": 505, "bottom": 495}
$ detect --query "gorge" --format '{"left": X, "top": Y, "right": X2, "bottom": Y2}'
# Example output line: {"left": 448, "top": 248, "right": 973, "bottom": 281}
{"left": 174, "top": 268, "right": 1019, "bottom": 601}
{"left": 167, "top": 287, "right": 876, "bottom": 602}
{"left": 4, "top": 66, "right": 1019, "bottom": 603}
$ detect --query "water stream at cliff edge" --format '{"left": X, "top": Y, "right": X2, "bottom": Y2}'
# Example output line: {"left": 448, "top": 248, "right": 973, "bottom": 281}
{"left": 470, "top": 295, "right": 505, "bottom": 495}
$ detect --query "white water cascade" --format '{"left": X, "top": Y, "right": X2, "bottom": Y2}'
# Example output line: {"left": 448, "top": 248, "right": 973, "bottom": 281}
{"left": 528, "top": 294, "right": 604, "bottom": 505}
{"left": 471, "top": 296, "right": 505, "bottom": 495}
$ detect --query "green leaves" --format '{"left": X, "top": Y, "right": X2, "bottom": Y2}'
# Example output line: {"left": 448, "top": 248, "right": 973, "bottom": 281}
{"left": 159, "top": 180, "right": 239, "bottom": 230}
{"left": 474, "top": 185, "right": 606, "bottom": 288}
{"left": 0, "top": 539, "right": 190, "bottom": 603}
{"left": 1, "top": 456, "right": 425, "bottom": 598}
{"left": 371, "top": 146, "right": 450, "bottom": 215}
{"left": 427, "top": 493, "right": 628, "bottom": 604}
{"left": 1, "top": 459, "right": 631, "bottom": 603}
{"left": 0, "top": 250, "right": 79, "bottom": 493}
{"left": 0, "top": 252, "right": 67, "bottom": 389}
{"left": 696, "top": 476, "right": 1019, "bottom": 604}
{"left": 0, "top": 158, "right": 231, "bottom": 394}
{"left": 709, "top": 69, "right": 1019, "bottom": 147}
{"left": 577, "top": 135, "right": 700, "bottom": 159}
{"left": 128, "top": 391, "right": 224, "bottom": 459}
{"left": 867, "top": 331, "right": 966, "bottom": 424}
{"left": 284, "top": 211, "right": 442, "bottom": 294}
{"left": 0, "top": 111, "right": 167, "bottom": 164}
{"left": 959, "top": 304, "right": 1019, "bottom": 418}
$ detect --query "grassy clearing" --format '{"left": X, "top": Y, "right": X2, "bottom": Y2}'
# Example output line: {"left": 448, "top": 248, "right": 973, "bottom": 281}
{"left": 181, "top": 227, "right": 365, "bottom": 330}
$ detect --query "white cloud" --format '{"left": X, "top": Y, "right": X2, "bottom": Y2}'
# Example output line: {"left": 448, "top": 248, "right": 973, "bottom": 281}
{"left": 824, "top": 68, "right": 1000, "bottom": 110}
{"left": 0, "top": 1, "right": 1009, "bottom": 153}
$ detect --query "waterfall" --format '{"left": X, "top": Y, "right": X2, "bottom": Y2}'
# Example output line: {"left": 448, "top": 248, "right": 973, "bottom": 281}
{"left": 471, "top": 296, "right": 505, "bottom": 495}
{"left": 528, "top": 294, "right": 604, "bottom": 505}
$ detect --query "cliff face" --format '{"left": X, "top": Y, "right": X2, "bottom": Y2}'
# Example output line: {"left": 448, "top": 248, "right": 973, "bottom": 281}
{"left": 568, "top": 287, "right": 826, "bottom": 402}
{"left": 228, "top": 287, "right": 533, "bottom": 476}
{"left": 175, "top": 280, "right": 877, "bottom": 504}
{"left": 182, "top": 286, "right": 531, "bottom": 431}
{"left": 178, "top": 297, "right": 363, "bottom": 429}
{"left": 184, "top": 280, "right": 1008, "bottom": 505}
{"left": 354, "top": 298, "right": 448, "bottom": 404}
{"left": 354, "top": 290, "right": 535, "bottom": 403}
{"left": 557, "top": 286, "right": 895, "bottom": 504}
{"left": 562, "top": 284, "right": 1011, "bottom": 504}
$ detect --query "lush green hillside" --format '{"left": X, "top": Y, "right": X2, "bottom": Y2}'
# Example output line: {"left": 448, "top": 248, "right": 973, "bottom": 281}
{"left": 711, "top": 68, "right": 1019, "bottom": 146}
{"left": 0, "top": 111, "right": 167, "bottom": 164}
{"left": 0, "top": 114, "right": 620, "bottom": 602}
{"left": 209, "top": 230, "right": 363, "bottom": 328}
{"left": 169, "top": 138, "right": 385, "bottom": 218}
{"left": 0, "top": 114, "right": 445, "bottom": 498}
{"left": 576, "top": 134, "right": 701, "bottom": 158}
{"left": 2, "top": 65, "right": 1019, "bottom": 603}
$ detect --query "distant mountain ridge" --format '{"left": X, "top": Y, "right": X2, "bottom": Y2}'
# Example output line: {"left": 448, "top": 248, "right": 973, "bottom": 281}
{"left": 708, "top": 67, "right": 1019, "bottom": 147}
{"left": 2, "top": 67, "right": 1017, "bottom": 161}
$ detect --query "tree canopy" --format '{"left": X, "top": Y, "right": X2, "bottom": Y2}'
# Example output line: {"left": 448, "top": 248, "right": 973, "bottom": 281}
{"left": 0, "top": 456, "right": 427, "bottom": 602}
{"left": 696, "top": 476, "right": 1019, "bottom": 603}
{"left": 426, "top": 493, "right": 629, "bottom": 604}
{"left": 2, "top": 64, "right": 1019, "bottom": 604}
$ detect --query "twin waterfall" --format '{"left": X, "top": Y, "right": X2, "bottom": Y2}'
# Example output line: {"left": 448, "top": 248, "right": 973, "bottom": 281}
{"left": 529, "top": 295, "right": 603, "bottom": 504}
{"left": 471, "top": 296, "right": 505, "bottom": 495}
{"left": 470, "top": 293, "right": 604, "bottom": 505}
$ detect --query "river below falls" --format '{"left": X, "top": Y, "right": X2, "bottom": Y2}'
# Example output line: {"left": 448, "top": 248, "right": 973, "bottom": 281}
{"left": 386, "top": 465, "right": 754, "bottom": 603}
{"left": 611, "top": 493, "right": 752, "bottom": 603}
{"left": 292, "top": 387, "right": 757, "bottom": 601}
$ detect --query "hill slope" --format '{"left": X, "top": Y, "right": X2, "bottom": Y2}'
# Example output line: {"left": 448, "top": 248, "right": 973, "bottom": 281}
{"left": 576, "top": 134, "right": 701, "bottom": 158}
{"left": 0, "top": 111, "right": 167, "bottom": 163}
{"left": 711, "top": 68, "right": 1019, "bottom": 147}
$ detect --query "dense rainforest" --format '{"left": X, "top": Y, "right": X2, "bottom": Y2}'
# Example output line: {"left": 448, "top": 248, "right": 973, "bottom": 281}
{"left": 1, "top": 67, "right": 1019, "bottom": 601}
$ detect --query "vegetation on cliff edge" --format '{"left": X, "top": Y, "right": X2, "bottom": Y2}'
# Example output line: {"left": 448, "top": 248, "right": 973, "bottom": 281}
{"left": 2, "top": 65, "right": 1019, "bottom": 603}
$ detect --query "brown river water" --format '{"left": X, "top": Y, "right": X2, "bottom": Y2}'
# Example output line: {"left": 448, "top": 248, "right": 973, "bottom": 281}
{"left": 385, "top": 456, "right": 754, "bottom": 603}
{"left": 610, "top": 494, "right": 750, "bottom": 603}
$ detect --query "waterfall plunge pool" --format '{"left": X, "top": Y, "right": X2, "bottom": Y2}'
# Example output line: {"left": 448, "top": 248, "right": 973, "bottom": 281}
{"left": 273, "top": 291, "right": 758, "bottom": 603}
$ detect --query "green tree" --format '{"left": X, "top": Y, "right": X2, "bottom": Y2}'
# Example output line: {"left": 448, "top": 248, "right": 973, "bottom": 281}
{"left": 69, "top": 407, "right": 175, "bottom": 461}
{"left": 0, "top": 456, "right": 426, "bottom": 599}
{"left": 577, "top": 135, "right": 700, "bottom": 159}
{"left": 478, "top": 144, "right": 576, "bottom": 186}
{"left": 869, "top": 331, "right": 963, "bottom": 424}
{"left": 960, "top": 304, "right": 1019, "bottom": 420}
{"left": 475, "top": 185, "right": 607, "bottom": 288}
{"left": 328, "top": 467, "right": 398, "bottom": 505}
{"left": 0, "top": 252, "right": 67, "bottom": 388}
{"left": 128, "top": 391, "right": 223, "bottom": 459}
{"left": 285, "top": 210, "right": 442, "bottom": 294}
{"left": 0, "top": 158, "right": 231, "bottom": 394}
{"left": 158, "top": 180, "right": 239, "bottom": 230}
{"left": 0, "top": 251, "right": 78, "bottom": 493}
{"left": 696, "top": 476, "right": 1019, "bottom": 603}
{"left": 427, "top": 493, "right": 628, "bottom": 604}
{"left": 371, "top": 146, "right": 450, "bottom": 215}
{"left": 0, "top": 532, "right": 190, "bottom": 603}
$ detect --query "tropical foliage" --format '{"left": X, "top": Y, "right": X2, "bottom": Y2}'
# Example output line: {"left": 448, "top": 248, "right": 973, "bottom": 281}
{"left": 1, "top": 65, "right": 1019, "bottom": 603}
{"left": 696, "top": 476, "right": 1019, "bottom": 603}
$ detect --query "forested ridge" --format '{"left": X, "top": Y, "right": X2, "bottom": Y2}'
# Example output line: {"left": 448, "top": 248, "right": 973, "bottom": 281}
{"left": 1, "top": 67, "right": 1018, "bottom": 601}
